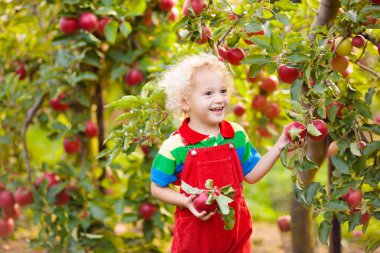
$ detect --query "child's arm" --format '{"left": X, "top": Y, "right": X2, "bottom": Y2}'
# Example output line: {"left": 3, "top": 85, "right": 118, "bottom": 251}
{"left": 244, "top": 126, "right": 289, "bottom": 184}
{"left": 151, "top": 182, "right": 216, "bottom": 221}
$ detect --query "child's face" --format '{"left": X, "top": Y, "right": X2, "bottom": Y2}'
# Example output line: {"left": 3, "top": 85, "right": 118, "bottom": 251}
{"left": 182, "top": 68, "right": 230, "bottom": 130}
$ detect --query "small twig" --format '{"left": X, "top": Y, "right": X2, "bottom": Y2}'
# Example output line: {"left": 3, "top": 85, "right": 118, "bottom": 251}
{"left": 216, "top": 13, "right": 245, "bottom": 47}
{"left": 355, "top": 40, "right": 367, "bottom": 63}
{"left": 21, "top": 93, "right": 47, "bottom": 182}
{"left": 353, "top": 120, "right": 361, "bottom": 151}
{"left": 362, "top": 32, "right": 378, "bottom": 46}
{"left": 155, "top": 112, "right": 168, "bottom": 126}
{"left": 356, "top": 62, "right": 380, "bottom": 80}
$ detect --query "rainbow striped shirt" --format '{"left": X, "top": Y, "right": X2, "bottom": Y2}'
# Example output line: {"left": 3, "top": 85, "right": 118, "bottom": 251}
{"left": 151, "top": 118, "right": 261, "bottom": 187}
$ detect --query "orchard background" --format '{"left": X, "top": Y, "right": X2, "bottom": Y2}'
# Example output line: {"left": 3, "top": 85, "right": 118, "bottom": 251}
{"left": 0, "top": 0, "right": 380, "bottom": 252}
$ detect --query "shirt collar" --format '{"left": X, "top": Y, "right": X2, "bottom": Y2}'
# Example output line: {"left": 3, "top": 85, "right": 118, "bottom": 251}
{"left": 178, "top": 117, "right": 235, "bottom": 145}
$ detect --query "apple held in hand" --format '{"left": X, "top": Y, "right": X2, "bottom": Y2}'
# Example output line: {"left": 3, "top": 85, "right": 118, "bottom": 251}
{"left": 59, "top": 17, "right": 79, "bottom": 34}
{"left": 139, "top": 202, "right": 157, "bottom": 220}
{"left": 308, "top": 119, "right": 328, "bottom": 142}
{"left": 277, "top": 215, "right": 291, "bottom": 232}
{"left": 193, "top": 191, "right": 217, "bottom": 213}
{"left": 0, "top": 218, "right": 14, "bottom": 238}
{"left": 285, "top": 121, "right": 306, "bottom": 143}
{"left": 79, "top": 12, "right": 98, "bottom": 33}
{"left": 277, "top": 65, "right": 300, "bottom": 84}
{"left": 15, "top": 187, "right": 34, "bottom": 206}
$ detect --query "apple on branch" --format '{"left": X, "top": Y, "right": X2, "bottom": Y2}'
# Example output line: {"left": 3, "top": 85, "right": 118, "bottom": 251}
{"left": 277, "top": 65, "right": 300, "bottom": 84}
{"left": 0, "top": 218, "right": 14, "bottom": 238}
{"left": 85, "top": 121, "right": 99, "bottom": 138}
{"left": 226, "top": 48, "right": 245, "bottom": 65}
{"left": 285, "top": 121, "right": 307, "bottom": 143}
{"left": 247, "top": 69, "right": 265, "bottom": 83}
{"left": 0, "top": 190, "right": 15, "bottom": 209}
{"left": 308, "top": 119, "right": 328, "bottom": 142}
{"left": 15, "top": 186, "right": 34, "bottom": 206}
{"left": 159, "top": 0, "right": 176, "bottom": 12}
{"left": 277, "top": 215, "right": 291, "bottom": 232}
{"left": 183, "top": 0, "right": 206, "bottom": 16}
{"left": 251, "top": 94, "right": 267, "bottom": 112}
{"left": 168, "top": 7, "right": 179, "bottom": 22}
{"left": 124, "top": 68, "right": 144, "bottom": 86}
{"left": 352, "top": 35, "right": 366, "bottom": 48}
{"left": 264, "top": 102, "right": 280, "bottom": 119}
{"left": 261, "top": 76, "right": 279, "bottom": 93}
{"left": 139, "top": 202, "right": 157, "bottom": 220}
{"left": 63, "top": 136, "right": 81, "bottom": 154}
{"left": 196, "top": 26, "right": 212, "bottom": 44}
{"left": 342, "top": 188, "right": 362, "bottom": 210}
{"left": 59, "top": 17, "right": 79, "bottom": 35}
{"left": 233, "top": 102, "right": 246, "bottom": 117}
{"left": 97, "top": 17, "right": 111, "bottom": 37}
{"left": 79, "top": 12, "right": 98, "bottom": 33}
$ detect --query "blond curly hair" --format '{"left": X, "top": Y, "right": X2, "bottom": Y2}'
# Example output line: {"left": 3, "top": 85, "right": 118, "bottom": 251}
{"left": 158, "top": 53, "right": 233, "bottom": 117}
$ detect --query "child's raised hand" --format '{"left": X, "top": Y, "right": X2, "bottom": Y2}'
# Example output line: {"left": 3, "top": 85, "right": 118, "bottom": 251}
{"left": 185, "top": 194, "right": 216, "bottom": 221}
{"left": 274, "top": 125, "right": 291, "bottom": 150}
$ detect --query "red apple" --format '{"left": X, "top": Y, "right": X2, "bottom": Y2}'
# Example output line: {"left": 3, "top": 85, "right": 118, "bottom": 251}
{"left": 264, "top": 102, "right": 280, "bottom": 119}
{"left": 159, "top": 0, "right": 176, "bottom": 11}
{"left": 141, "top": 145, "right": 150, "bottom": 156}
{"left": 85, "top": 121, "right": 99, "bottom": 138}
{"left": 0, "top": 218, "right": 14, "bottom": 238}
{"left": 97, "top": 17, "right": 110, "bottom": 36}
{"left": 328, "top": 141, "right": 339, "bottom": 157}
{"left": 15, "top": 63, "right": 27, "bottom": 80}
{"left": 196, "top": 26, "right": 212, "bottom": 44}
{"left": 0, "top": 182, "right": 4, "bottom": 191}
{"left": 251, "top": 94, "right": 267, "bottom": 111}
{"left": 139, "top": 202, "right": 157, "bottom": 220}
{"left": 79, "top": 12, "right": 98, "bottom": 33}
{"left": 278, "top": 65, "right": 300, "bottom": 84}
{"left": 285, "top": 121, "right": 307, "bottom": 143}
{"left": 261, "top": 76, "right": 279, "bottom": 93}
{"left": 277, "top": 215, "right": 291, "bottom": 232}
{"left": 352, "top": 35, "right": 366, "bottom": 48}
{"left": 243, "top": 30, "right": 264, "bottom": 45}
{"left": 59, "top": 17, "right": 79, "bottom": 34}
{"left": 193, "top": 191, "right": 217, "bottom": 213}
{"left": 50, "top": 93, "right": 69, "bottom": 111}
{"left": 247, "top": 69, "right": 264, "bottom": 83}
{"left": 332, "top": 55, "right": 349, "bottom": 73}
{"left": 327, "top": 39, "right": 335, "bottom": 51}
{"left": 183, "top": 0, "right": 206, "bottom": 16}
{"left": 309, "top": 78, "right": 316, "bottom": 86}
{"left": 55, "top": 189, "right": 70, "bottom": 206}
{"left": 124, "top": 68, "right": 143, "bottom": 86}
{"left": 143, "top": 10, "right": 152, "bottom": 27}
{"left": 342, "top": 188, "right": 362, "bottom": 210}
{"left": 168, "top": 7, "right": 179, "bottom": 21}
{"left": 63, "top": 136, "right": 81, "bottom": 154}
{"left": 350, "top": 208, "right": 371, "bottom": 224}
{"left": 4, "top": 204, "right": 21, "bottom": 220}
{"left": 256, "top": 122, "right": 276, "bottom": 138}
{"left": 15, "top": 187, "right": 34, "bottom": 206}
{"left": 228, "top": 12, "right": 238, "bottom": 21}
{"left": 308, "top": 119, "right": 328, "bottom": 142}
{"left": 233, "top": 102, "right": 246, "bottom": 117}
{"left": 359, "top": 141, "right": 366, "bottom": 150}
{"left": 35, "top": 172, "right": 59, "bottom": 188}
{"left": 226, "top": 48, "right": 245, "bottom": 65}
{"left": 325, "top": 101, "right": 344, "bottom": 119}
{"left": 217, "top": 46, "right": 228, "bottom": 61}
{"left": 0, "top": 190, "right": 15, "bottom": 209}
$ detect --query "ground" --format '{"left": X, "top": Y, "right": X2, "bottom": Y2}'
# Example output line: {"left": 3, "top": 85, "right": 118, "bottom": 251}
{"left": 1, "top": 222, "right": 378, "bottom": 253}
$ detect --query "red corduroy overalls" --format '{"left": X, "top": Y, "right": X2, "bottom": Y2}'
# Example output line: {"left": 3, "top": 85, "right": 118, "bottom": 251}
{"left": 171, "top": 142, "right": 252, "bottom": 253}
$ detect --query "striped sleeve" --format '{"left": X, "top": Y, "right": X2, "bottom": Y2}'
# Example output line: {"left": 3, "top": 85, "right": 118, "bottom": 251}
{"left": 230, "top": 122, "right": 261, "bottom": 176}
{"left": 150, "top": 136, "right": 180, "bottom": 187}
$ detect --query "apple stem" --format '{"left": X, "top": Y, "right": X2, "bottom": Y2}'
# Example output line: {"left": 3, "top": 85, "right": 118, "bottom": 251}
{"left": 22, "top": 92, "right": 47, "bottom": 182}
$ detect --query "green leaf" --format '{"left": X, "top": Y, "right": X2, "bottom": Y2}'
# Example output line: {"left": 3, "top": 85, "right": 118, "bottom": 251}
{"left": 122, "top": 213, "right": 139, "bottom": 223}
{"left": 318, "top": 220, "right": 332, "bottom": 246}
{"left": 331, "top": 156, "right": 350, "bottom": 174}
{"left": 290, "top": 79, "right": 302, "bottom": 101}
{"left": 348, "top": 212, "right": 361, "bottom": 231}
{"left": 301, "top": 156, "right": 318, "bottom": 171}
{"left": 304, "top": 182, "right": 320, "bottom": 205}
{"left": 221, "top": 207, "right": 235, "bottom": 230}
{"left": 365, "top": 86, "right": 375, "bottom": 105}
{"left": 89, "top": 202, "right": 106, "bottom": 220}
{"left": 105, "top": 20, "right": 119, "bottom": 44}
{"left": 270, "top": 32, "right": 283, "bottom": 53}
{"left": 307, "top": 123, "right": 322, "bottom": 137}
{"left": 280, "top": 145, "right": 288, "bottom": 168}
{"left": 111, "top": 65, "right": 128, "bottom": 80}
{"left": 205, "top": 179, "right": 213, "bottom": 189}
{"left": 220, "top": 185, "right": 235, "bottom": 199}
{"left": 250, "top": 36, "right": 272, "bottom": 50}
{"left": 106, "top": 95, "right": 144, "bottom": 109}
{"left": 350, "top": 142, "right": 361, "bottom": 156}
{"left": 275, "top": 12, "right": 290, "bottom": 26}
{"left": 125, "top": 0, "right": 146, "bottom": 16}
{"left": 287, "top": 53, "right": 310, "bottom": 63}
{"left": 313, "top": 83, "right": 327, "bottom": 94}
{"left": 119, "top": 21, "right": 132, "bottom": 38}
{"left": 274, "top": 0, "right": 298, "bottom": 11}
{"left": 181, "top": 181, "right": 203, "bottom": 195}
{"left": 325, "top": 200, "right": 349, "bottom": 211}
{"left": 291, "top": 101, "right": 308, "bottom": 113}
{"left": 242, "top": 55, "right": 272, "bottom": 65}
{"left": 362, "top": 141, "right": 380, "bottom": 156}
{"left": 360, "top": 124, "right": 380, "bottom": 135}
{"left": 107, "top": 147, "right": 121, "bottom": 165}
{"left": 96, "top": 148, "right": 113, "bottom": 160}
{"left": 215, "top": 195, "right": 233, "bottom": 215}
{"left": 76, "top": 72, "right": 98, "bottom": 82}
{"left": 115, "top": 199, "right": 125, "bottom": 215}
{"left": 356, "top": 100, "right": 373, "bottom": 119}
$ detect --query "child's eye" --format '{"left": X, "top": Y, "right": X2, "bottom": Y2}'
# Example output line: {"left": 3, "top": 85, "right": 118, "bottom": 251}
{"left": 205, "top": 91, "right": 212, "bottom": 96}
{"left": 221, "top": 89, "right": 227, "bottom": 94}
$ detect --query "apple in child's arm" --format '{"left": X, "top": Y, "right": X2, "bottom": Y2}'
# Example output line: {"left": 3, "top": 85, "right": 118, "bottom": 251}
{"left": 193, "top": 191, "right": 217, "bottom": 213}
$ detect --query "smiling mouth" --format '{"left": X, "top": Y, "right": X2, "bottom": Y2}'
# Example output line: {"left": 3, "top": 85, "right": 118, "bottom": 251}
{"left": 210, "top": 106, "right": 224, "bottom": 111}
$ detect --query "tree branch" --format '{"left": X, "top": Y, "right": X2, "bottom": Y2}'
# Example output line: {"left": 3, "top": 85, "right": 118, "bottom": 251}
{"left": 21, "top": 93, "right": 47, "bottom": 182}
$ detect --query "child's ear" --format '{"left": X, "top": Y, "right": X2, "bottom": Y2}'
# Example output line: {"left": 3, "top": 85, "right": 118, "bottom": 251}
{"left": 180, "top": 98, "right": 190, "bottom": 112}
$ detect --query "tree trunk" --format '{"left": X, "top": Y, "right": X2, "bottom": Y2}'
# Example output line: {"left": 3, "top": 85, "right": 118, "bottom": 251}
{"left": 290, "top": 1, "right": 340, "bottom": 252}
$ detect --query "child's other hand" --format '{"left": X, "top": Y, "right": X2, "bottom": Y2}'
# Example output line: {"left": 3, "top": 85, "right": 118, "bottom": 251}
{"left": 185, "top": 194, "right": 216, "bottom": 221}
